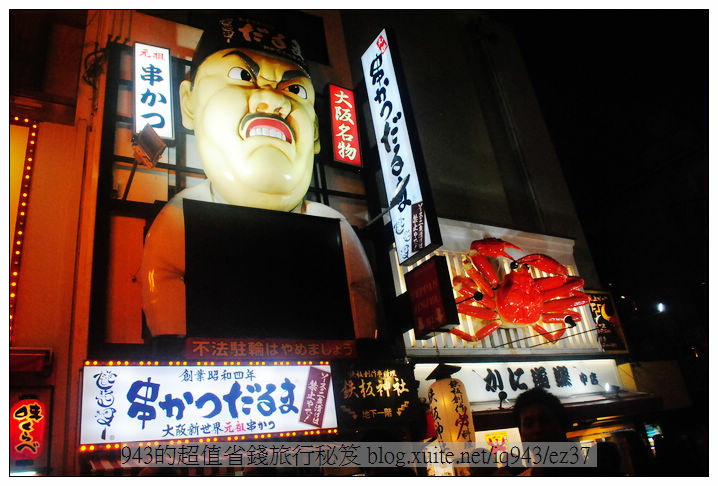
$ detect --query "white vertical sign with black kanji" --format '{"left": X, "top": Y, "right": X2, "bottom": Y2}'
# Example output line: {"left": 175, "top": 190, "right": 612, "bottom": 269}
{"left": 134, "top": 42, "right": 174, "bottom": 140}
{"left": 361, "top": 29, "right": 431, "bottom": 265}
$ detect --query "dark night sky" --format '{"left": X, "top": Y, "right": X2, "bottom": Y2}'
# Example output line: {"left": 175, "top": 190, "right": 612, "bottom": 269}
{"left": 493, "top": 11, "right": 708, "bottom": 361}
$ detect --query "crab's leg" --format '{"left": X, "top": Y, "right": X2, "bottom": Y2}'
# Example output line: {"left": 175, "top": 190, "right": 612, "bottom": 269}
{"left": 534, "top": 275, "right": 568, "bottom": 292}
{"left": 470, "top": 238, "right": 522, "bottom": 259}
{"left": 457, "top": 302, "right": 499, "bottom": 321}
{"left": 474, "top": 321, "right": 502, "bottom": 341}
{"left": 541, "top": 311, "right": 582, "bottom": 324}
{"left": 535, "top": 312, "right": 580, "bottom": 342}
{"left": 541, "top": 277, "right": 585, "bottom": 301}
{"left": 542, "top": 295, "right": 589, "bottom": 313}
{"left": 517, "top": 254, "right": 567, "bottom": 276}
{"left": 462, "top": 258, "right": 495, "bottom": 297}
{"left": 453, "top": 275, "right": 477, "bottom": 298}
{"left": 450, "top": 321, "right": 501, "bottom": 342}
{"left": 532, "top": 324, "right": 560, "bottom": 342}
{"left": 533, "top": 322, "right": 575, "bottom": 342}
{"left": 467, "top": 251, "right": 499, "bottom": 288}
{"left": 453, "top": 275, "right": 496, "bottom": 309}
{"left": 449, "top": 328, "right": 475, "bottom": 341}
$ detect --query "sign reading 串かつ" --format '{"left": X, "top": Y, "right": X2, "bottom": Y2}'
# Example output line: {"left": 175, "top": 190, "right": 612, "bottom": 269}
{"left": 80, "top": 365, "right": 336, "bottom": 444}
{"left": 361, "top": 29, "right": 437, "bottom": 265}
{"left": 134, "top": 42, "right": 174, "bottom": 140}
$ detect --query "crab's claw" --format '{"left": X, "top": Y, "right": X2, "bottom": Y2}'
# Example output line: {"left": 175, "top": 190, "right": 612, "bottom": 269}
{"left": 453, "top": 275, "right": 495, "bottom": 308}
{"left": 517, "top": 253, "right": 567, "bottom": 276}
{"left": 470, "top": 238, "right": 522, "bottom": 260}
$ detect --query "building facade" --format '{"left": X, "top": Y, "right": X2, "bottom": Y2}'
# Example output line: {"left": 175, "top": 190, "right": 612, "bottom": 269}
{"left": 10, "top": 10, "right": 661, "bottom": 476}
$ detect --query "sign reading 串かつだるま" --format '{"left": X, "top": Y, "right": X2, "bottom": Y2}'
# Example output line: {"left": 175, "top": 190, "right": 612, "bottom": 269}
{"left": 361, "top": 29, "right": 433, "bottom": 265}
{"left": 134, "top": 42, "right": 174, "bottom": 140}
{"left": 80, "top": 365, "right": 336, "bottom": 444}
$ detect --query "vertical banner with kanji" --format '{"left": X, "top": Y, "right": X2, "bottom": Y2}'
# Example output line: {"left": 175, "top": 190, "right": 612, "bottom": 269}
{"left": 586, "top": 290, "right": 629, "bottom": 352}
{"left": 10, "top": 399, "right": 47, "bottom": 460}
{"left": 9, "top": 387, "right": 52, "bottom": 474}
{"left": 404, "top": 255, "right": 459, "bottom": 339}
{"left": 328, "top": 84, "right": 362, "bottom": 167}
{"left": 361, "top": 29, "right": 441, "bottom": 266}
{"left": 134, "top": 42, "right": 174, "bottom": 140}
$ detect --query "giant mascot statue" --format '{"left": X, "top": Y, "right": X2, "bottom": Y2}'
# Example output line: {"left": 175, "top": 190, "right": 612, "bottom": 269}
{"left": 140, "top": 17, "right": 378, "bottom": 341}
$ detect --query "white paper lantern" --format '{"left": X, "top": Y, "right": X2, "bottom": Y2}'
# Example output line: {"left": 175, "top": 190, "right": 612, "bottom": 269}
{"left": 426, "top": 364, "right": 475, "bottom": 473}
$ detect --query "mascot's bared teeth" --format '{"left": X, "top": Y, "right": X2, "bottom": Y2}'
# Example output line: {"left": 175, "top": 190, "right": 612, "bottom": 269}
{"left": 248, "top": 126, "right": 287, "bottom": 141}
{"left": 244, "top": 116, "right": 293, "bottom": 143}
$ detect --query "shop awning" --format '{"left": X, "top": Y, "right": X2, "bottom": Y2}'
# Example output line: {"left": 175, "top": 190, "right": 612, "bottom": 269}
{"left": 472, "top": 392, "right": 661, "bottom": 430}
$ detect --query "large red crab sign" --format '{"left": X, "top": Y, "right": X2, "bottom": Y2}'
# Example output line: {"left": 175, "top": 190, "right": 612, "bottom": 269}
{"left": 450, "top": 238, "right": 589, "bottom": 344}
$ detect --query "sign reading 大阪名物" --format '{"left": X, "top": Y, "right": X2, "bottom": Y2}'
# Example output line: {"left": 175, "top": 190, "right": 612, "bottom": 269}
{"left": 80, "top": 364, "right": 336, "bottom": 444}
{"left": 361, "top": 29, "right": 440, "bottom": 265}
{"left": 134, "top": 42, "right": 174, "bottom": 140}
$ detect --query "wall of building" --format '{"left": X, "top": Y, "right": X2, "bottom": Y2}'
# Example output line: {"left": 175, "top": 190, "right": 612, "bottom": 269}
{"left": 10, "top": 10, "right": 371, "bottom": 475}
{"left": 340, "top": 11, "right": 600, "bottom": 288}
{"left": 12, "top": 10, "right": 605, "bottom": 474}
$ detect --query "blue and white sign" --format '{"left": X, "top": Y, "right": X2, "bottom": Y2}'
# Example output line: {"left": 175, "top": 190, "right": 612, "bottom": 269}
{"left": 80, "top": 364, "right": 337, "bottom": 444}
{"left": 134, "top": 42, "right": 174, "bottom": 139}
{"left": 361, "top": 30, "right": 432, "bottom": 265}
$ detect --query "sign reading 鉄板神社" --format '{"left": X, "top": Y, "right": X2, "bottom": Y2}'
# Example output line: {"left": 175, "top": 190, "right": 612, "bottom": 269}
{"left": 134, "top": 42, "right": 174, "bottom": 139}
{"left": 329, "top": 84, "right": 362, "bottom": 166}
{"left": 80, "top": 364, "right": 336, "bottom": 444}
{"left": 361, "top": 29, "right": 440, "bottom": 265}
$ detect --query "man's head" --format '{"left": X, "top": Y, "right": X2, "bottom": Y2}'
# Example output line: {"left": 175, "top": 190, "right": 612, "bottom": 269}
{"left": 512, "top": 388, "right": 568, "bottom": 443}
{"left": 180, "top": 18, "right": 319, "bottom": 211}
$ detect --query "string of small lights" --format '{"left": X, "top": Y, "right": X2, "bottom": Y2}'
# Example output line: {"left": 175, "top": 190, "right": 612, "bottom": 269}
{"left": 83, "top": 360, "right": 330, "bottom": 366}
{"left": 78, "top": 428, "right": 340, "bottom": 452}
{"left": 10, "top": 116, "right": 39, "bottom": 344}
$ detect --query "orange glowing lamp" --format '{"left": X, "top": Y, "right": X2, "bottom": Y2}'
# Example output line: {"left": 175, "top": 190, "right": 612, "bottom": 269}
{"left": 10, "top": 399, "right": 46, "bottom": 460}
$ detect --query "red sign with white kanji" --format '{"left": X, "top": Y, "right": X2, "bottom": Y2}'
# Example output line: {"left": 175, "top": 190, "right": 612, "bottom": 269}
{"left": 10, "top": 399, "right": 46, "bottom": 460}
{"left": 328, "top": 84, "right": 362, "bottom": 167}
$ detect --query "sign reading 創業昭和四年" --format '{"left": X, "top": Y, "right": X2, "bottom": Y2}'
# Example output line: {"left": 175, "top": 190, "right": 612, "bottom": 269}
{"left": 361, "top": 29, "right": 441, "bottom": 266}
{"left": 80, "top": 364, "right": 336, "bottom": 444}
{"left": 134, "top": 42, "right": 174, "bottom": 140}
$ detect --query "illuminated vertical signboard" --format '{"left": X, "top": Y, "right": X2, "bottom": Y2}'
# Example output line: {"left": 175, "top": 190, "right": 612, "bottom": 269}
{"left": 361, "top": 29, "right": 441, "bottom": 265}
{"left": 328, "top": 84, "right": 362, "bottom": 167}
{"left": 134, "top": 42, "right": 174, "bottom": 140}
{"left": 10, "top": 398, "right": 47, "bottom": 461}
